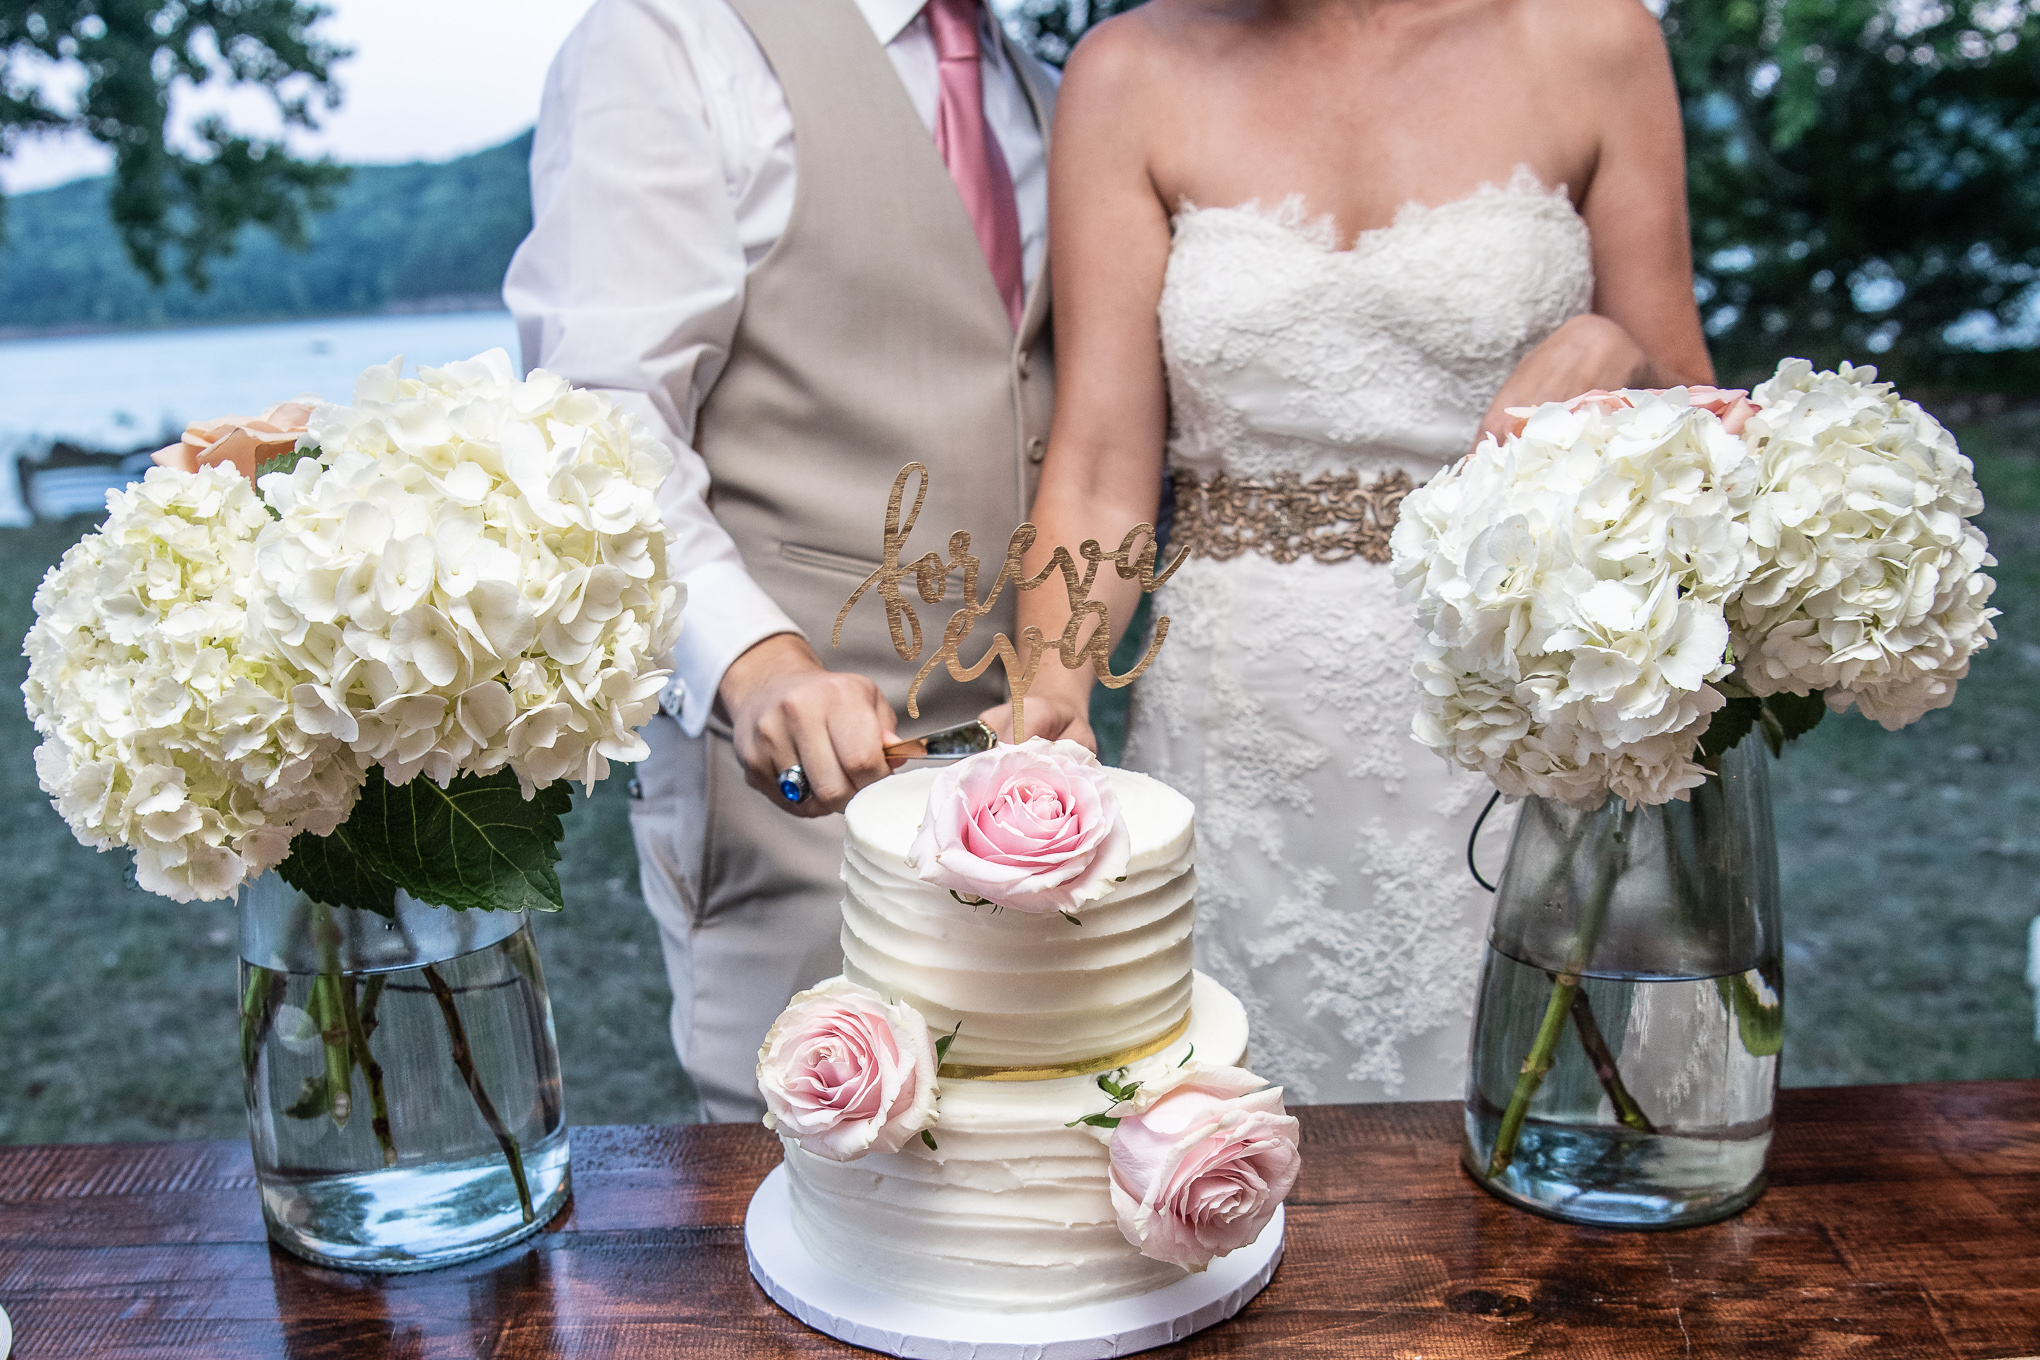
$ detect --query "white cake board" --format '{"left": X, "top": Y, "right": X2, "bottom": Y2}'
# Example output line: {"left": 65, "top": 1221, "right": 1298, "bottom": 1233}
{"left": 745, "top": 1163, "right": 1284, "bottom": 1359}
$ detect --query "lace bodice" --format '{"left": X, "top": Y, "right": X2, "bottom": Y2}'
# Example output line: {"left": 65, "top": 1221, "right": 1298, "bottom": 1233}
{"left": 1159, "top": 166, "right": 1594, "bottom": 483}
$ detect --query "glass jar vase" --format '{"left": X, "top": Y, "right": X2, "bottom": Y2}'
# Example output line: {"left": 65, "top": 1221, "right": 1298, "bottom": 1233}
{"left": 1462, "top": 731, "right": 1783, "bottom": 1228}
{"left": 238, "top": 874, "right": 571, "bottom": 1270}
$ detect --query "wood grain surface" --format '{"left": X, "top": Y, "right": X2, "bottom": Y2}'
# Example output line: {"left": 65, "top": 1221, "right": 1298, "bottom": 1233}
{"left": 2, "top": 1082, "right": 2036, "bottom": 1359}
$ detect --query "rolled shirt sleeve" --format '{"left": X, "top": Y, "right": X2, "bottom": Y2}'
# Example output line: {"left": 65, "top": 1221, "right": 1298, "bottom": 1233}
{"left": 503, "top": 0, "right": 800, "bottom": 737}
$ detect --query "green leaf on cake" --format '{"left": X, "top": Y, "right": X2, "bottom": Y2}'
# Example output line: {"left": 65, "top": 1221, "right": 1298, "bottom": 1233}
{"left": 920, "top": 1129, "right": 938, "bottom": 1151}
{"left": 1065, "top": 1112, "right": 1121, "bottom": 1130}
{"left": 277, "top": 767, "right": 572, "bottom": 914}
{"left": 934, "top": 1022, "right": 961, "bottom": 1065}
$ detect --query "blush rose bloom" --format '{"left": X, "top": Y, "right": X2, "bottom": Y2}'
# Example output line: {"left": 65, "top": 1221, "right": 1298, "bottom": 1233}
{"left": 757, "top": 979, "right": 939, "bottom": 1162}
{"left": 1107, "top": 1065, "right": 1301, "bottom": 1272}
{"left": 151, "top": 401, "right": 316, "bottom": 482}
{"left": 1506, "top": 384, "right": 1759, "bottom": 438}
{"left": 908, "top": 736, "right": 1132, "bottom": 915}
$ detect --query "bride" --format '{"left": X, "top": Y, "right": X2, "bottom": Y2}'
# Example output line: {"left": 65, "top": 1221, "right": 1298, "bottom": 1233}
{"left": 1011, "top": 0, "right": 1715, "bottom": 1102}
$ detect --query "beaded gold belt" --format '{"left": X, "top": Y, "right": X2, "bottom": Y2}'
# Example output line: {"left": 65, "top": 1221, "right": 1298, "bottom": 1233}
{"left": 1171, "top": 468, "right": 1415, "bottom": 566}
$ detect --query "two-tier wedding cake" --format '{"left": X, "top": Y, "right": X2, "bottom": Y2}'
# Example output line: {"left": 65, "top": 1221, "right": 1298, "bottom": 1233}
{"left": 746, "top": 737, "right": 1299, "bottom": 1338}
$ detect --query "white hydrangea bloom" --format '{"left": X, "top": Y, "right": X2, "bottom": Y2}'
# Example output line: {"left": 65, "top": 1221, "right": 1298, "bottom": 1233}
{"left": 252, "top": 350, "right": 685, "bottom": 792}
{"left": 1393, "top": 391, "right": 1760, "bottom": 808}
{"left": 1731, "top": 360, "right": 1997, "bottom": 730}
{"left": 22, "top": 466, "right": 363, "bottom": 902}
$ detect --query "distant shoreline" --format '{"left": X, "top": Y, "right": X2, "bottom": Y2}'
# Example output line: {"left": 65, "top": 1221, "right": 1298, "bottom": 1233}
{"left": 0, "top": 294, "right": 509, "bottom": 344}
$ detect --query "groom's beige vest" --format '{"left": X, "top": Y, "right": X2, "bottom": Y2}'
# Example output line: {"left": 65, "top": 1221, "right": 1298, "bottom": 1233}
{"left": 699, "top": 0, "right": 1057, "bottom": 730}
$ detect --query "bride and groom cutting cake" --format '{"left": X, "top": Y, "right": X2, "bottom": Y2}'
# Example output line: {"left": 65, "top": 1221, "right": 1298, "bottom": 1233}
{"left": 505, "top": 0, "right": 1714, "bottom": 1122}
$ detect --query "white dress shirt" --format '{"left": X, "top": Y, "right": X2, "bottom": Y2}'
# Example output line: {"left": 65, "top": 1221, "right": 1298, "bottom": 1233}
{"left": 504, "top": 0, "right": 1050, "bottom": 737}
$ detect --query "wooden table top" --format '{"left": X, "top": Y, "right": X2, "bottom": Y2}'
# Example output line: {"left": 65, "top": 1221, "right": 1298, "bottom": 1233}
{"left": 2, "top": 1081, "right": 2036, "bottom": 1359}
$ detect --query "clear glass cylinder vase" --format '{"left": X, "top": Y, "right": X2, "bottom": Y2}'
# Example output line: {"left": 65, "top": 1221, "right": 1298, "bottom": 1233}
{"left": 237, "top": 874, "right": 570, "bottom": 1271}
{"left": 1462, "top": 731, "right": 1783, "bottom": 1228}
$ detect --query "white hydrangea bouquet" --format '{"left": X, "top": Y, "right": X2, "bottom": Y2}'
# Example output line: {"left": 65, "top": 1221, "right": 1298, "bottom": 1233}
{"left": 1391, "top": 359, "right": 1997, "bottom": 809}
{"left": 24, "top": 349, "right": 685, "bottom": 914}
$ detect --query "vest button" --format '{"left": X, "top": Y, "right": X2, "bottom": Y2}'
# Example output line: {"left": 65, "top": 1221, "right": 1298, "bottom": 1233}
{"left": 1026, "top": 436, "right": 1047, "bottom": 464}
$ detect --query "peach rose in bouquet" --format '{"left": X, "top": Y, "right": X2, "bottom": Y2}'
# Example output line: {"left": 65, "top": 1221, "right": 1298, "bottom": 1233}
{"left": 151, "top": 401, "right": 315, "bottom": 481}
{"left": 757, "top": 979, "right": 939, "bottom": 1162}
{"left": 1107, "top": 1065, "right": 1301, "bottom": 1272}
{"left": 908, "top": 736, "right": 1131, "bottom": 918}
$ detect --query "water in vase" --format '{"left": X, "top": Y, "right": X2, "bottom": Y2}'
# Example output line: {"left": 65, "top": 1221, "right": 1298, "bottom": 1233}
{"left": 240, "top": 927, "right": 570, "bottom": 1271}
{"left": 1463, "top": 947, "right": 1780, "bottom": 1228}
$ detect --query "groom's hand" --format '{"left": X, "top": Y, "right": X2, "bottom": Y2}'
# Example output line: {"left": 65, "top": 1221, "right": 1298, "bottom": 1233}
{"left": 720, "top": 634, "right": 900, "bottom": 818}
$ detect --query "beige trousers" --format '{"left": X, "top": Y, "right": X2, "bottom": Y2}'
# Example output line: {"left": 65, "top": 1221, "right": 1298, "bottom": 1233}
{"left": 628, "top": 713, "right": 847, "bottom": 1123}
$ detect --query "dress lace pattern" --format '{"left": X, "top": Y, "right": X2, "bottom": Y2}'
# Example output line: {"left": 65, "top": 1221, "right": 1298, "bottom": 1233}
{"left": 1126, "top": 167, "right": 1593, "bottom": 1102}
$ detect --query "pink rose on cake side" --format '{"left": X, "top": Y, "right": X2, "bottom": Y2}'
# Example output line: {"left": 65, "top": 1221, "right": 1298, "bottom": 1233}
{"left": 757, "top": 979, "right": 938, "bottom": 1162}
{"left": 908, "top": 736, "right": 1131, "bottom": 916}
{"left": 1107, "top": 1065, "right": 1301, "bottom": 1272}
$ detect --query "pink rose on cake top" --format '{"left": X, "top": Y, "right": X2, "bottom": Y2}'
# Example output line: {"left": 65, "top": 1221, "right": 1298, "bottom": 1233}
{"left": 1105, "top": 1064, "right": 1301, "bottom": 1272}
{"left": 907, "top": 736, "right": 1132, "bottom": 917}
{"left": 757, "top": 979, "right": 938, "bottom": 1162}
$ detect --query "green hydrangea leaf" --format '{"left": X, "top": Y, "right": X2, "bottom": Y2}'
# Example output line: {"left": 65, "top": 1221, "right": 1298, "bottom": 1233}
{"left": 255, "top": 444, "right": 323, "bottom": 480}
{"left": 1759, "top": 690, "right": 1827, "bottom": 756}
{"left": 280, "top": 767, "right": 572, "bottom": 915}
{"left": 277, "top": 823, "right": 400, "bottom": 918}
{"left": 1698, "top": 696, "right": 1764, "bottom": 763}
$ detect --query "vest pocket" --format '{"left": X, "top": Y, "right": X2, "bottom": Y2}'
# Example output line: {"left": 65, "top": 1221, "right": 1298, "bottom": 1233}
{"left": 778, "top": 541, "right": 885, "bottom": 579}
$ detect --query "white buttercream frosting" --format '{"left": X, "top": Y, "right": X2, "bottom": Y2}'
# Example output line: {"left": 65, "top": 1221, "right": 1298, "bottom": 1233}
{"left": 840, "top": 765, "right": 1198, "bottom": 1070}
{"left": 783, "top": 973, "right": 1250, "bottom": 1312}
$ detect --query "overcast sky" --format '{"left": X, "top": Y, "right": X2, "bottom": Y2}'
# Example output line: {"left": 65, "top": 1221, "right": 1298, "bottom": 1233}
{"left": 0, "top": 0, "right": 601, "bottom": 194}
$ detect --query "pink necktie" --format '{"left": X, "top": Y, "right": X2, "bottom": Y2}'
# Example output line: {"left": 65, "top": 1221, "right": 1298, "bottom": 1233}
{"left": 925, "top": 0, "right": 1026, "bottom": 330}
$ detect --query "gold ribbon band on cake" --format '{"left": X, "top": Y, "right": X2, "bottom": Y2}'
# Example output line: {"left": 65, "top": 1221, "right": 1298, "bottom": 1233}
{"left": 937, "top": 1009, "right": 1193, "bottom": 1082}
{"left": 1171, "top": 467, "right": 1414, "bottom": 566}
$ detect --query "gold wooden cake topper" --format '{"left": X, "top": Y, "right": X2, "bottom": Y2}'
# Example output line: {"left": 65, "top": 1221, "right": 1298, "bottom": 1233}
{"left": 833, "top": 463, "right": 1187, "bottom": 740}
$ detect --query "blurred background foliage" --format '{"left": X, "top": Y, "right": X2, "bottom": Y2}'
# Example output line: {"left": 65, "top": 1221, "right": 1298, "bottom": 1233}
{"left": 0, "top": 0, "right": 349, "bottom": 288}
{"left": 0, "top": 132, "right": 527, "bottom": 331}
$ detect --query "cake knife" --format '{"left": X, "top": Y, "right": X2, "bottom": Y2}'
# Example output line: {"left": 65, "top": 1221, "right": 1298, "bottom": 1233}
{"left": 882, "top": 718, "right": 999, "bottom": 761}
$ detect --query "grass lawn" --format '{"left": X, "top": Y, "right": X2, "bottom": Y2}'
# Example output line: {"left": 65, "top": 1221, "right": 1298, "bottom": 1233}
{"left": 1, "top": 409, "right": 2035, "bottom": 1144}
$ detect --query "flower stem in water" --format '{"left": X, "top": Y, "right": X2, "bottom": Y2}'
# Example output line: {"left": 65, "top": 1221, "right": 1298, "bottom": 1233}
{"left": 423, "top": 962, "right": 535, "bottom": 1224}
{"left": 1486, "top": 806, "right": 1631, "bottom": 1177}
{"left": 1568, "top": 989, "right": 1656, "bottom": 1134}
{"left": 339, "top": 977, "right": 398, "bottom": 1168}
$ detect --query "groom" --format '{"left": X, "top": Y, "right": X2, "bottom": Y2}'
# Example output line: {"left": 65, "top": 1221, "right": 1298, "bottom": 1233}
{"left": 505, "top": 0, "right": 1057, "bottom": 1120}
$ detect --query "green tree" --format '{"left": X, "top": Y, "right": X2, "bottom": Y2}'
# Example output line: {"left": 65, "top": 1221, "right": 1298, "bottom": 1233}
{"left": 1668, "top": 0, "right": 2040, "bottom": 389}
{"left": 1007, "top": 0, "right": 2040, "bottom": 392}
{"left": 1, "top": 0, "right": 348, "bottom": 287}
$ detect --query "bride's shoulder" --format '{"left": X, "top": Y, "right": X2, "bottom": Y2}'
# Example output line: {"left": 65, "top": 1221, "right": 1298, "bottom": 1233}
{"left": 1508, "top": 0, "right": 1672, "bottom": 74}
{"left": 1060, "top": 0, "right": 1234, "bottom": 101}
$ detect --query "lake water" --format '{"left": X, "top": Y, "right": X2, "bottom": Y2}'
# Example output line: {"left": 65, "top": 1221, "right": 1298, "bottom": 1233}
{"left": 0, "top": 310, "right": 521, "bottom": 524}
{"left": 0, "top": 310, "right": 522, "bottom": 449}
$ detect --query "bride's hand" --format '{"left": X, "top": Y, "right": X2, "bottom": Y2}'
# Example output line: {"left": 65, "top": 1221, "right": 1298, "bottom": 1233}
{"left": 979, "top": 693, "right": 1098, "bottom": 752}
{"left": 1472, "top": 313, "right": 1661, "bottom": 451}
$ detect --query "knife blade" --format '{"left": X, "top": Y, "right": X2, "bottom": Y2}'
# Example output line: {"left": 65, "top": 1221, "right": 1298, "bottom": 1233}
{"left": 883, "top": 719, "right": 999, "bottom": 761}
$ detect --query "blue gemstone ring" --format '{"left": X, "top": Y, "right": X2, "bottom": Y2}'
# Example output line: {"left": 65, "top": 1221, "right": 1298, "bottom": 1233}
{"left": 777, "top": 764, "right": 810, "bottom": 805}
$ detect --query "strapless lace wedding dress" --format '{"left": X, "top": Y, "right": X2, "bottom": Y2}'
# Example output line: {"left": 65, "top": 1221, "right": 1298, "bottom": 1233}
{"left": 1125, "top": 167, "right": 1594, "bottom": 1103}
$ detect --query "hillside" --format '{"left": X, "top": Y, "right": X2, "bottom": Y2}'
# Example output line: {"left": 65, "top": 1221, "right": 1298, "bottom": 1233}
{"left": 0, "top": 133, "right": 533, "bottom": 335}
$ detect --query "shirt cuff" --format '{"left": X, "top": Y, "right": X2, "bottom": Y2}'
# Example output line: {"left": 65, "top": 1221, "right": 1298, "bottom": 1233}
{"left": 665, "top": 558, "right": 806, "bottom": 737}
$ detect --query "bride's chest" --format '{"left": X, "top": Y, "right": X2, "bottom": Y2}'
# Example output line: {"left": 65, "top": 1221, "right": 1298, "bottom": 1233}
{"left": 1158, "top": 186, "right": 1594, "bottom": 380}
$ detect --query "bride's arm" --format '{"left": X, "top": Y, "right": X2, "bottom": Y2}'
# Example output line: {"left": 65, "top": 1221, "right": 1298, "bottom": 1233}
{"left": 984, "top": 22, "right": 1173, "bottom": 748}
{"left": 1476, "top": 0, "right": 1715, "bottom": 444}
